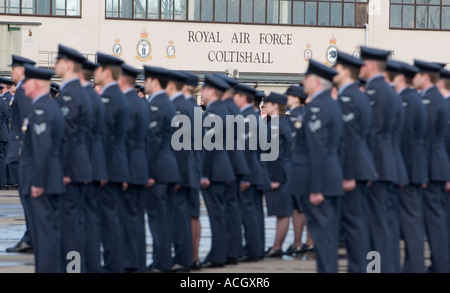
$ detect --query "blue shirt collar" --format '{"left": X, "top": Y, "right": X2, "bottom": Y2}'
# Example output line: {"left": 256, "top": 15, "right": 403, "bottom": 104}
{"left": 102, "top": 81, "right": 118, "bottom": 95}
{"left": 60, "top": 77, "right": 79, "bottom": 91}
{"left": 366, "top": 73, "right": 384, "bottom": 88}
{"left": 32, "top": 93, "right": 47, "bottom": 104}
{"left": 338, "top": 82, "right": 355, "bottom": 96}
{"left": 240, "top": 103, "right": 253, "bottom": 113}
{"left": 148, "top": 90, "right": 166, "bottom": 103}
{"left": 170, "top": 92, "right": 184, "bottom": 102}
{"left": 311, "top": 90, "right": 325, "bottom": 101}
{"left": 206, "top": 100, "right": 218, "bottom": 110}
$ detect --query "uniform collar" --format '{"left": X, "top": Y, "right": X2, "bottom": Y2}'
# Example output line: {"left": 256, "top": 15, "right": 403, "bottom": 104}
{"left": 338, "top": 82, "right": 355, "bottom": 96}
{"left": 123, "top": 87, "right": 135, "bottom": 95}
{"left": 148, "top": 89, "right": 166, "bottom": 103}
{"left": 60, "top": 77, "right": 79, "bottom": 91}
{"left": 366, "top": 73, "right": 384, "bottom": 88}
{"left": 102, "top": 81, "right": 118, "bottom": 94}
{"left": 170, "top": 91, "right": 184, "bottom": 102}
{"left": 32, "top": 93, "right": 47, "bottom": 104}
{"left": 311, "top": 90, "right": 325, "bottom": 101}
{"left": 240, "top": 103, "right": 253, "bottom": 113}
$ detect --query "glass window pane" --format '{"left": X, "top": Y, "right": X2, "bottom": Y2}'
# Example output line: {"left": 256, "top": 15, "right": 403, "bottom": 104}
{"left": 106, "top": 0, "right": 119, "bottom": 17}
{"left": 444, "top": 0, "right": 450, "bottom": 5}
{"left": 293, "top": 0, "right": 304, "bottom": 25}
{"left": 402, "top": 4, "right": 414, "bottom": 28}
{"left": 267, "top": 0, "right": 279, "bottom": 24}
{"left": 403, "top": 0, "right": 414, "bottom": 3}
{"left": 416, "top": 5, "right": 428, "bottom": 29}
{"left": 305, "top": 1, "right": 316, "bottom": 25}
{"left": 7, "top": 0, "right": 20, "bottom": 13}
{"left": 215, "top": 0, "right": 226, "bottom": 21}
{"left": 254, "top": 0, "right": 266, "bottom": 23}
{"left": 175, "top": 0, "right": 186, "bottom": 19}
{"left": 330, "top": 3, "right": 342, "bottom": 26}
{"left": 22, "top": 0, "right": 35, "bottom": 14}
{"left": 280, "top": 0, "right": 291, "bottom": 24}
{"left": 37, "top": 0, "right": 51, "bottom": 14}
{"left": 228, "top": 0, "right": 239, "bottom": 22}
{"left": 188, "top": 0, "right": 199, "bottom": 20}
{"left": 67, "top": 0, "right": 80, "bottom": 16}
{"left": 416, "top": 0, "right": 427, "bottom": 4}
{"left": 343, "top": 3, "right": 354, "bottom": 26}
{"left": 390, "top": 4, "right": 401, "bottom": 28}
{"left": 0, "top": 0, "right": 4, "bottom": 13}
{"left": 429, "top": 6, "right": 440, "bottom": 29}
{"left": 201, "top": 0, "right": 213, "bottom": 21}
{"left": 442, "top": 7, "right": 450, "bottom": 29}
{"left": 161, "top": 0, "right": 173, "bottom": 19}
{"left": 52, "top": 0, "right": 66, "bottom": 15}
{"left": 318, "top": 2, "right": 329, "bottom": 26}
{"left": 429, "top": 0, "right": 439, "bottom": 5}
{"left": 134, "top": 0, "right": 146, "bottom": 18}
{"left": 148, "top": 0, "right": 159, "bottom": 18}
{"left": 120, "top": 0, "right": 132, "bottom": 18}
{"left": 390, "top": 0, "right": 401, "bottom": 3}
{"left": 241, "top": 0, "right": 253, "bottom": 22}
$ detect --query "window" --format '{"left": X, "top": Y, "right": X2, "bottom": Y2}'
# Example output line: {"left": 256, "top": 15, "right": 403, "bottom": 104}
{"left": 104, "top": 0, "right": 367, "bottom": 27}
{"left": 390, "top": 0, "right": 450, "bottom": 30}
{"left": 0, "top": 0, "right": 81, "bottom": 16}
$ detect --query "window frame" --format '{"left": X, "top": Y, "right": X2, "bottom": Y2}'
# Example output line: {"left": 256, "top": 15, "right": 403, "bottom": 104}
{"left": 389, "top": 0, "right": 450, "bottom": 31}
{"left": 0, "top": 0, "right": 82, "bottom": 17}
{"left": 104, "top": 0, "right": 368, "bottom": 28}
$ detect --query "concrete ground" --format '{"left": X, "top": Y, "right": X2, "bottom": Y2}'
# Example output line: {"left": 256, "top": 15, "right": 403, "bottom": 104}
{"left": 0, "top": 189, "right": 431, "bottom": 274}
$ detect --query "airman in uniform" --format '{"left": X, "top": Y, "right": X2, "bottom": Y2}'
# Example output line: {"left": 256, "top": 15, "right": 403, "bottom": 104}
{"left": 388, "top": 61, "right": 428, "bottom": 273}
{"left": 118, "top": 64, "right": 150, "bottom": 273}
{"left": 359, "top": 46, "right": 401, "bottom": 273}
{"left": 333, "top": 51, "right": 376, "bottom": 273}
{"left": 5, "top": 55, "right": 35, "bottom": 254}
{"left": 142, "top": 66, "right": 180, "bottom": 273}
{"left": 299, "top": 59, "right": 343, "bottom": 273}
{"left": 95, "top": 52, "right": 130, "bottom": 273}
{"left": 78, "top": 59, "right": 108, "bottom": 273}
{"left": 19, "top": 65, "right": 65, "bottom": 273}
{"left": 53, "top": 44, "right": 93, "bottom": 272}
{"left": 413, "top": 59, "right": 450, "bottom": 273}
{"left": 199, "top": 74, "right": 236, "bottom": 268}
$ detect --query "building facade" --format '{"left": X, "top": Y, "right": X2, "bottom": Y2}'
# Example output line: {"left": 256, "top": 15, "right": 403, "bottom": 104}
{"left": 0, "top": 0, "right": 449, "bottom": 90}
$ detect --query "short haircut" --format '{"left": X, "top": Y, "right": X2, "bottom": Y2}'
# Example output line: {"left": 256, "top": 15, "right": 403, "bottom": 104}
{"left": 82, "top": 69, "right": 94, "bottom": 82}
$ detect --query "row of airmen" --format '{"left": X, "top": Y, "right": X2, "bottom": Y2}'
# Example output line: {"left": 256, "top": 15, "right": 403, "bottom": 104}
{"left": 3, "top": 45, "right": 306, "bottom": 274}
{"left": 5, "top": 43, "right": 450, "bottom": 274}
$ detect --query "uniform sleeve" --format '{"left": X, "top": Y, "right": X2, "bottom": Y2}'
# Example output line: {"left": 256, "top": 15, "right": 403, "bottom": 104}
{"left": 31, "top": 110, "right": 53, "bottom": 188}
{"left": 304, "top": 109, "right": 327, "bottom": 194}
{"left": 147, "top": 102, "right": 167, "bottom": 179}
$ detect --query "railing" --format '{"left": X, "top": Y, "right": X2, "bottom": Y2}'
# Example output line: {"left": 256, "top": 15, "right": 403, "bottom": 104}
{"left": 38, "top": 50, "right": 97, "bottom": 69}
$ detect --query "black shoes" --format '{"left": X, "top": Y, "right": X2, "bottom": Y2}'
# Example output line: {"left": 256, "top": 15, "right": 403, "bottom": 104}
{"left": 226, "top": 258, "right": 239, "bottom": 265}
{"left": 190, "top": 261, "right": 202, "bottom": 271}
{"left": 6, "top": 241, "right": 33, "bottom": 253}
{"left": 171, "top": 264, "right": 191, "bottom": 273}
{"left": 284, "top": 244, "right": 315, "bottom": 256}
{"left": 265, "top": 248, "right": 283, "bottom": 258}
{"left": 201, "top": 260, "right": 225, "bottom": 268}
{"left": 284, "top": 245, "right": 303, "bottom": 256}
{"left": 239, "top": 255, "right": 260, "bottom": 263}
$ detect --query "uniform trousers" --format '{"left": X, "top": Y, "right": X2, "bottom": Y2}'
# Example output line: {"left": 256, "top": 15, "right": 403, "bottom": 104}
{"left": 303, "top": 195, "right": 342, "bottom": 273}
{"left": 28, "top": 193, "right": 61, "bottom": 273}
{"left": 61, "top": 182, "right": 86, "bottom": 273}
{"left": 422, "top": 181, "right": 449, "bottom": 273}
{"left": 341, "top": 182, "right": 370, "bottom": 273}
{"left": 146, "top": 182, "right": 174, "bottom": 271}
{"left": 99, "top": 182, "right": 124, "bottom": 273}
{"left": 399, "top": 184, "right": 425, "bottom": 273}
{"left": 203, "top": 182, "right": 228, "bottom": 265}
{"left": 239, "top": 184, "right": 263, "bottom": 259}
{"left": 84, "top": 182, "right": 102, "bottom": 273}
{"left": 169, "top": 186, "right": 193, "bottom": 268}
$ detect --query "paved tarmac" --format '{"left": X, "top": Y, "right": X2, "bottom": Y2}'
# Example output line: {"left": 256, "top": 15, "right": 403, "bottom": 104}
{"left": 0, "top": 189, "right": 431, "bottom": 274}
